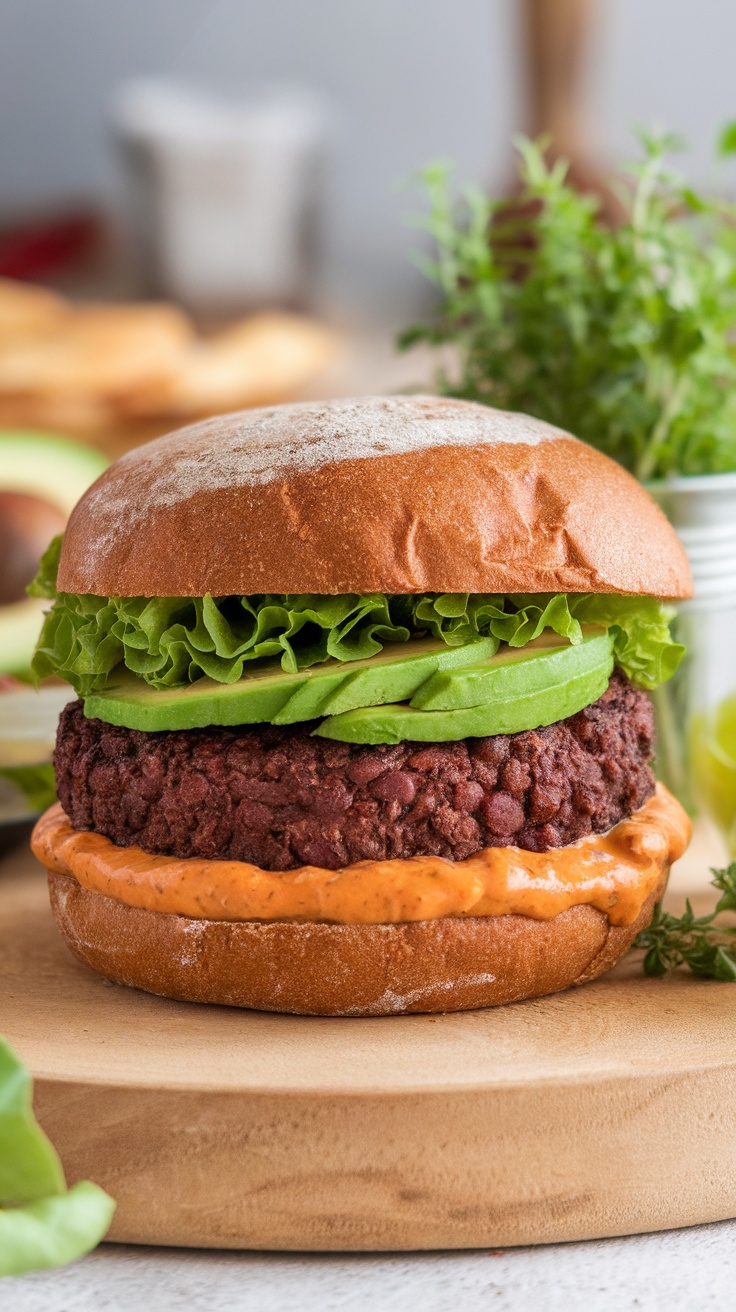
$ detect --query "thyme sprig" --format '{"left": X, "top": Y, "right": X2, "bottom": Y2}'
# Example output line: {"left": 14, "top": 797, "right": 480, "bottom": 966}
{"left": 633, "top": 863, "right": 736, "bottom": 979}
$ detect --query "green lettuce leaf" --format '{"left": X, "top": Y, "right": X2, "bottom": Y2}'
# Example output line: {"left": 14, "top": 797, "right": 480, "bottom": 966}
{"left": 0, "top": 1184, "right": 115, "bottom": 1278}
{"left": 567, "top": 594, "right": 684, "bottom": 692}
{"left": 26, "top": 536, "right": 63, "bottom": 600}
{"left": 0, "top": 764, "right": 56, "bottom": 812}
{"left": 0, "top": 1036, "right": 115, "bottom": 1276}
{"left": 30, "top": 536, "right": 683, "bottom": 695}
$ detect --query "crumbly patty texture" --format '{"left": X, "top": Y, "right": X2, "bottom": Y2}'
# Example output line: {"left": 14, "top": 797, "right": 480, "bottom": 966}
{"left": 55, "top": 671, "right": 655, "bottom": 870}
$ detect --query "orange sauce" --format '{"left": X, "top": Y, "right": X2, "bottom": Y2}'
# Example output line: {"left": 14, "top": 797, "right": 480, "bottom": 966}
{"left": 33, "top": 785, "right": 690, "bottom": 927}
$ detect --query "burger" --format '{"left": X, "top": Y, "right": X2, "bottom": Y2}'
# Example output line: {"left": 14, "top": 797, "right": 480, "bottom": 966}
{"left": 30, "top": 395, "right": 692, "bottom": 1016}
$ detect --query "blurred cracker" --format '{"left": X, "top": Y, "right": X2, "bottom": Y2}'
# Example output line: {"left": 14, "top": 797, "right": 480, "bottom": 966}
{"left": 0, "top": 278, "right": 69, "bottom": 345}
{"left": 0, "top": 302, "right": 193, "bottom": 398}
{"left": 121, "top": 312, "right": 338, "bottom": 417}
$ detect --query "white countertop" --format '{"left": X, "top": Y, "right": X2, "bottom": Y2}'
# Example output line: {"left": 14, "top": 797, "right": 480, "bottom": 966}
{"left": 6, "top": 1220, "right": 736, "bottom": 1311}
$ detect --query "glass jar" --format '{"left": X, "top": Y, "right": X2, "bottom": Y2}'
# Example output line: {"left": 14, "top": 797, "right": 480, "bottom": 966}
{"left": 649, "top": 473, "right": 736, "bottom": 854}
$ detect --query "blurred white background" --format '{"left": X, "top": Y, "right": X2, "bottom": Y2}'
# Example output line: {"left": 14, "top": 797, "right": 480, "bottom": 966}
{"left": 0, "top": 0, "right": 734, "bottom": 316}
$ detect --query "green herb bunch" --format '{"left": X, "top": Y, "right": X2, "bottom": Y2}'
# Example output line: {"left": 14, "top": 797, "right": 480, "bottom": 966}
{"left": 634, "top": 862, "right": 736, "bottom": 980}
{"left": 401, "top": 127, "right": 736, "bottom": 480}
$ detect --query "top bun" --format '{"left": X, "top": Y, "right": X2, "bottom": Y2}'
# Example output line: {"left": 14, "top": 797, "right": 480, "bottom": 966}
{"left": 58, "top": 396, "right": 692, "bottom": 599}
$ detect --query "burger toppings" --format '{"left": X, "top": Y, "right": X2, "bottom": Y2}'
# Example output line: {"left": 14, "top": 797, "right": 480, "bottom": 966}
{"left": 55, "top": 671, "right": 654, "bottom": 870}
{"left": 33, "top": 532, "right": 681, "bottom": 690}
{"left": 30, "top": 534, "right": 683, "bottom": 743}
{"left": 34, "top": 784, "right": 690, "bottom": 928}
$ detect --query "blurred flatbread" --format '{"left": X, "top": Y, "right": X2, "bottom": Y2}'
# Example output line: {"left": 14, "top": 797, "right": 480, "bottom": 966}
{"left": 0, "top": 392, "right": 116, "bottom": 432}
{"left": 122, "top": 313, "right": 337, "bottom": 417}
{"left": 0, "top": 280, "right": 337, "bottom": 428}
{"left": 0, "top": 278, "right": 69, "bottom": 345}
{"left": 0, "top": 302, "right": 193, "bottom": 397}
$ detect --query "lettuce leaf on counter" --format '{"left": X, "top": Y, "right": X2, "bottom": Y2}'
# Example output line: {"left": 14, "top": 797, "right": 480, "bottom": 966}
{"left": 0, "top": 1036, "right": 114, "bottom": 1277}
{"left": 30, "top": 535, "right": 683, "bottom": 695}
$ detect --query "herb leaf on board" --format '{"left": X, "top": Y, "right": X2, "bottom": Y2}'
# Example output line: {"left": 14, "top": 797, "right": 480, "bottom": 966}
{"left": 633, "top": 862, "right": 736, "bottom": 979}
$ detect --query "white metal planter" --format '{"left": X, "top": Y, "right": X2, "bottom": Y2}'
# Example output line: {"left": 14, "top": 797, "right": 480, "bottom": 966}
{"left": 648, "top": 472, "right": 736, "bottom": 851}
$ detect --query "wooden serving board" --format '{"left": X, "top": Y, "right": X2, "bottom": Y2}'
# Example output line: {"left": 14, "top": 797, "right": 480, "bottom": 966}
{"left": 3, "top": 840, "right": 736, "bottom": 1252}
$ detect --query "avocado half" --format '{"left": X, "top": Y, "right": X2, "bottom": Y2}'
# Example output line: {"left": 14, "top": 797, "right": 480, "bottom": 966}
{"left": 0, "top": 433, "right": 107, "bottom": 675}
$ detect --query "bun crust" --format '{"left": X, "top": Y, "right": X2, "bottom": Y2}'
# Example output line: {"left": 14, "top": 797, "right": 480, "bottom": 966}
{"left": 58, "top": 396, "right": 691, "bottom": 599}
{"left": 47, "top": 867, "right": 666, "bottom": 1016}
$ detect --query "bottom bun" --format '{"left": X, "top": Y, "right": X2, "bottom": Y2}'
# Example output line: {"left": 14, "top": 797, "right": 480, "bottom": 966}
{"left": 47, "top": 868, "right": 667, "bottom": 1016}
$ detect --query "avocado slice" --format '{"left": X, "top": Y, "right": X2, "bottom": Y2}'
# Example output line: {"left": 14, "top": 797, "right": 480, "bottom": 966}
{"left": 275, "top": 635, "right": 498, "bottom": 723}
{"left": 411, "top": 629, "right": 613, "bottom": 709}
{"left": 84, "top": 662, "right": 304, "bottom": 731}
{"left": 313, "top": 652, "right": 614, "bottom": 745}
{"left": 82, "top": 636, "right": 498, "bottom": 732}
{"left": 0, "top": 434, "right": 107, "bottom": 675}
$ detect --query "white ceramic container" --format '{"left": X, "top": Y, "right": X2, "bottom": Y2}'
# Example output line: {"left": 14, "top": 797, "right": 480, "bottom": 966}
{"left": 111, "top": 79, "right": 327, "bottom": 314}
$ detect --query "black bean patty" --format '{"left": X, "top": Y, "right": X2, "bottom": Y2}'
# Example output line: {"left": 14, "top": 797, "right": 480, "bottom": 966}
{"left": 55, "top": 671, "right": 655, "bottom": 870}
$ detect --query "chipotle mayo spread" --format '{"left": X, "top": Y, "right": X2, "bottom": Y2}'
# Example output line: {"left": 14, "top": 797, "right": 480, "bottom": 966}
{"left": 33, "top": 784, "right": 689, "bottom": 928}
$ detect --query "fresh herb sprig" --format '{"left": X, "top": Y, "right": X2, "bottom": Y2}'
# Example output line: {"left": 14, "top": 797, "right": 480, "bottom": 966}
{"left": 633, "top": 862, "right": 736, "bottom": 980}
{"left": 402, "top": 127, "right": 736, "bottom": 480}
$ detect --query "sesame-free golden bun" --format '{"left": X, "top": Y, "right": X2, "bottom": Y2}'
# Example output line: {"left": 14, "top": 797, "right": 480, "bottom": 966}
{"left": 57, "top": 395, "right": 692, "bottom": 600}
